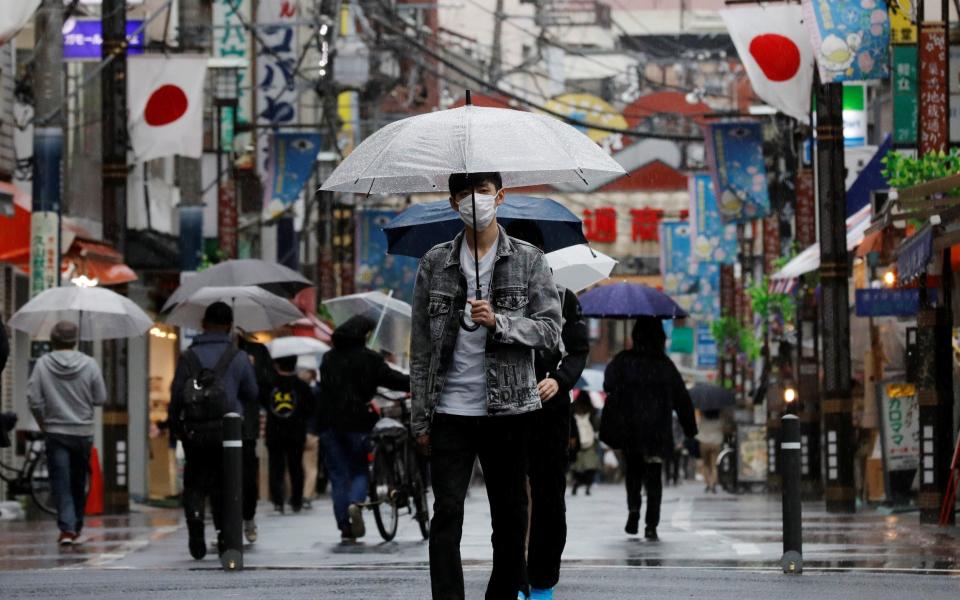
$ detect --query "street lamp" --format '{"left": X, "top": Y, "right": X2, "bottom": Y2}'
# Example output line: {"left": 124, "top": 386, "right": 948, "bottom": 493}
{"left": 209, "top": 58, "right": 244, "bottom": 259}
{"left": 783, "top": 385, "right": 798, "bottom": 415}
{"left": 883, "top": 270, "right": 896, "bottom": 288}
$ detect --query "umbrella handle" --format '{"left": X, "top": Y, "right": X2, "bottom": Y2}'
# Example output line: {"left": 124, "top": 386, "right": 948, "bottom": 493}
{"left": 460, "top": 184, "right": 484, "bottom": 333}
{"left": 460, "top": 313, "right": 481, "bottom": 332}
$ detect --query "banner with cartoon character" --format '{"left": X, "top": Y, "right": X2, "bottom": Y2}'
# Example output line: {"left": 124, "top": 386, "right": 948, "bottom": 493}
{"left": 659, "top": 220, "right": 698, "bottom": 297}
{"left": 355, "top": 210, "right": 419, "bottom": 302}
{"left": 689, "top": 174, "right": 738, "bottom": 264}
{"left": 691, "top": 262, "right": 721, "bottom": 322}
{"left": 704, "top": 122, "right": 770, "bottom": 223}
{"left": 802, "top": 0, "right": 890, "bottom": 83}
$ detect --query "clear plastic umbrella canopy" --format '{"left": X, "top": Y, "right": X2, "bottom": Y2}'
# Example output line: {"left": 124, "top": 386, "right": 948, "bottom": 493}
{"left": 546, "top": 244, "right": 617, "bottom": 293}
{"left": 9, "top": 285, "right": 153, "bottom": 341}
{"left": 322, "top": 291, "right": 411, "bottom": 359}
{"left": 162, "top": 259, "right": 312, "bottom": 312}
{"left": 266, "top": 336, "right": 330, "bottom": 359}
{"left": 165, "top": 286, "right": 304, "bottom": 332}
{"left": 320, "top": 104, "right": 626, "bottom": 194}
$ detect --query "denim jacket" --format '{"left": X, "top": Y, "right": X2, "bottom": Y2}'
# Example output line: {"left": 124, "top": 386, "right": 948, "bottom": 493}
{"left": 410, "top": 226, "right": 562, "bottom": 436}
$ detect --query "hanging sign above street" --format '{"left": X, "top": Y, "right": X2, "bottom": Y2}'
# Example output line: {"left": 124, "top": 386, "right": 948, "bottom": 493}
{"left": 62, "top": 19, "right": 144, "bottom": 60}
{"left": 802, "top": 0, "right": 891, "bottom": 83}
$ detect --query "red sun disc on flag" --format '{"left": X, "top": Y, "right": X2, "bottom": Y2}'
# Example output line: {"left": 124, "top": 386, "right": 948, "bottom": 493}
{"left": 748, "top": 34, "right": 801, "bottom": 82}
{"left": 144, "top": 84, "right": 189, "bottom": 127}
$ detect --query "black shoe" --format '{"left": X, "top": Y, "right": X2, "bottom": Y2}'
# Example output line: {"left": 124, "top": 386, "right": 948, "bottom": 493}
{"left": 645, "top": 527, "right": 659, "bottom": 541}
{"left": 216, "top": 531, "right": 226, "bottom": 556}
{"left": 187, "top": 520, "right": 206, "bottom": 560}
{"left": 291, "top": 501, "right": 303, "bottom": 513}
{"left": 585, "top": 486, "right": 592, "bottom": 496}
{"left": 625, "top": 512, "right": 640, "bottom": 535}
{"left": 571, "top": 485, "right": 578, "bottom": 496}
{"left": 274, "top": 503, "right": 285, "bottom": 514}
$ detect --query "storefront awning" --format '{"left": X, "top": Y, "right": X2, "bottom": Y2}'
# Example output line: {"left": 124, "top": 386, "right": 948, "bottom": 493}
{"left": 62, "top": 239, "right": 138, "bottom": 286}
{"left": 771, "top": 205, "right": 873, "bottom": 280}
{"left": 896, "top": 225, "right": 934, "bottom": 282}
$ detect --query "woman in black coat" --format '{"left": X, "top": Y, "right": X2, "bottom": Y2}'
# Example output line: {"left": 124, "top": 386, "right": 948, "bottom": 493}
{"left": 603, "top": 317, "right": 697, "bottom": 540}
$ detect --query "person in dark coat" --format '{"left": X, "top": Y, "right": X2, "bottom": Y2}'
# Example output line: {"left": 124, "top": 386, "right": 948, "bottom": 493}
{"left": 264, "top": 355, "right": 314, "bottom": 513}
{"left": 603, "top": 317, "right": 697, "bottom": 541}
{"left": 506, "top": 220, "right": 590, "bottom": 599}
{"left": 237, "top": 332, "right": 274, "bottom": 542}
{"left": 318, "top": 315, "right": 410, "bottom": 541}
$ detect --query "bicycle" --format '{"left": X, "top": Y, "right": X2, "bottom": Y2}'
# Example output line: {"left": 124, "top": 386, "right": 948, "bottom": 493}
{"left": 367, "top": 394, "right": 431, "bottom": 542}
{"left": 0, "top": 412, "right": 57, "bottom": 516}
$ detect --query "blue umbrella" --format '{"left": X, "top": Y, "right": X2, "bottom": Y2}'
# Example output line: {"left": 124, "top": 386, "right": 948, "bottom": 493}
{"left": 383, "top": 195, "right": 587, "bottom": 258}
{"left": 578, "top": 282, "right": 688, "bottom": 320}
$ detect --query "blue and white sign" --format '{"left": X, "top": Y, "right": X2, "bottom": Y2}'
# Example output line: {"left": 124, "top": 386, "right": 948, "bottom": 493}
{"left": 855, "top": 288, "right": 935, "bottom": 317}
{"left": 696, "top": 325, "right": 718, "bottom": 369}
{"left": 63, "top": 19, "right": 144, "bottom": 60}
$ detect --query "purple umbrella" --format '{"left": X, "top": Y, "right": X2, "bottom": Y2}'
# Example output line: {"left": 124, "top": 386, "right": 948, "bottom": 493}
{"left": 578, "top": 282, "right": 688, "bottom": 320}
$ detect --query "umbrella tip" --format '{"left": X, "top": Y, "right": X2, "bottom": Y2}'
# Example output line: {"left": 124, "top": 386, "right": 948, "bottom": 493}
{"left": 465, "top": 89, "right": 472, "bottom": 105}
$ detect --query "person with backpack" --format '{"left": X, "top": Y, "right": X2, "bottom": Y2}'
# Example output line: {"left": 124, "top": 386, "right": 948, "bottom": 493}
{"left": 600, "top": 317, "right": 697, "bottom": 541}
{"left": 317, "top": 315, "right": 409, "bottom": 541}
{"left": 264, "top": 355, "right": 314, "bottom": 513}
{"left": 168, "top": 302, "right": 258, "bottom": 560}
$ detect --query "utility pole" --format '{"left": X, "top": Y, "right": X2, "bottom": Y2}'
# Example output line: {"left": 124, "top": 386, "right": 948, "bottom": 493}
{"left": 814, "top": 78, "right": 855, "bottom": 513}
{"left": 317, "top": 0, "right": 340, "bottom": 301}
{"left": 177, "top": 0, "right": 208, "bottom": 271}
{"left": 29, "top": 0, "right": 64, "bottom": 297}
{"left": 489, "top": 0, "right": 505, "bottom": 84}
{"left": 100, "top": 0, "right": 130, "bottom": 514}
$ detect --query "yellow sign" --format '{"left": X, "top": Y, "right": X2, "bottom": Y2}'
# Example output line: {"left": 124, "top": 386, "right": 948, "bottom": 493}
{"left": 542, "top": 93, "right": 628, "bottom": 144}
{"left": 889, "top": 0, "right": 917, "bottom": 44}
{"left": 886, "top": 383, "right": 916, "bottom": 398}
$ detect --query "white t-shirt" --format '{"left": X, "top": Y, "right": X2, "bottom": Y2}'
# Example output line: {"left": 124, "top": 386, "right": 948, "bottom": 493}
{"left": 436, "top": 238, "right": 498, "bottom": 417}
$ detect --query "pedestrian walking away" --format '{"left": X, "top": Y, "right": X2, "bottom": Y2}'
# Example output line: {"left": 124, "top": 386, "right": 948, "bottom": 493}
{"left": 318, "top": 315, "right": 409, "bottom": 541}
{"left": 698, "top": 409, "right": 726, "bottom": 494}
{"left": 601, "top": 317, "right": 697, "bottom": 541}
{"left": 506, "top": 219, "right": 589, "bottom": 600}
{"left": 27, "top": 321, "right": 106, "bottom": 546}
{"left": 570, "top": 393, "right": 601, "bottom": 496}
{"left": 264, "top": 355, "right": 314, "bottom": 513}
{"left": 411, "top": 173, "right": 562, "bottom": 600}
{"left": 168, "top": 302, "right": 258, "bottom": 560}
{"left": 299, "top": 366, "right": 325, "bottom": 505}
{"left": 238, "top": 332, "right": 275, "bottom": 542}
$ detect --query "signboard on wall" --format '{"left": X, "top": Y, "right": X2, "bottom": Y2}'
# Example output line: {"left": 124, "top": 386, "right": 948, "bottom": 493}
{"left": 62, "top": 19, "right": 144, "bottom": 60}
{"left": 892, "top": 45, "right": 918, "bottom": 145}
{"left": 918, "top": 24, "right": 948, "bottom": 155}
{"left": 878, "top": 382, "right": 920, "bottom": 471}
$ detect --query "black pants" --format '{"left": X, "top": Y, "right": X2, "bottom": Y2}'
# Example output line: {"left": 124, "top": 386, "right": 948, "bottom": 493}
{"left": 242, "top": 439, "right": 258, "bottom": 521}
{"left": 267, "top": 437, "right": 305, "bottom": 509}
{"left": 430, "top": 413, "right": 530, "bottom": 600}
{"left": 521, "top": 395, "right": 569, "bottom": 590}
{"left": 624, "top": 453, "right": 662, "bottom": 529}
{"left": 183, "top": 442, "right": 223, "bottom": 531}
{"left": 45, "top": 433, "right": 92, "bottom": 534}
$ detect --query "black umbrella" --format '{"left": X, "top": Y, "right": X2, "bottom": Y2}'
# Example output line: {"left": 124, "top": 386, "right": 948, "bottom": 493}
{"left": 689, "top": 383, "right": 735, "bottom": 412}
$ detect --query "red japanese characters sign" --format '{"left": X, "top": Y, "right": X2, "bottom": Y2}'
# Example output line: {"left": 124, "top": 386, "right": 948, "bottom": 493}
{"left": 584, "top": 207, "right": 617, "bottom": 243}
{"left": 795, "top": 168, "right": 816, "bottom": 248}
{"left": 919, "top": 24, "right": 948, "bottom": 155}
{"left": 218, "top": 180, "right": 238, "bottom": 259}
{"left": 720, "top": 264, "right": 735, "bottom": 318}
{"left": 630, "top": 208, "right": 662, "bottom": 242}
{"left": 763, "top": 215, "right": 781, "bottom": 274}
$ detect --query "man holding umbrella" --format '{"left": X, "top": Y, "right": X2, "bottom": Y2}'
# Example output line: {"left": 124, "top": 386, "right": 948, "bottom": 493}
{"left": 411, "top": 172, "right": 561, "bottom": 600}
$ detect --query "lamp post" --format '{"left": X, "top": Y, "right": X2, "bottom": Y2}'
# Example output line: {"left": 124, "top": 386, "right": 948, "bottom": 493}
{"left": 211, "top": 59, "right": 242, "bottom": 259}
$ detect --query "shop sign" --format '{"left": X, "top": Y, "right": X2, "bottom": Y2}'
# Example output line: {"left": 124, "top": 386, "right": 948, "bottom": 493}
{"left": 29, "top": 211, "right": 59, "bottom": 296}
{"left": 889, "top": 0, "right": 917, "bottom": 44}
{"left": 842, "top": 84, "right": 868, "bottom": 148}
{"left": 659, "top": 220, "right": 696, "bottom": 295}
{"left": 689, "top": 173, "right": 737, "bottom": 264}
{"left": 737, "top": 424, "right": 768, "bottom": 483}
{"left": 854, "top": 288, "right": 933, "bottom": 317}
{"left": 720, "top": 264, "right": 735, "bottom": 318}
{"left": 583, "top": 207, "right": 617, "bottom": 244}
{"left": 705, "top": 122, "right": 770, "bottom": 223}
{"left": 918, "top": 24, "right": 948, "bottom": 155}
{"left": 892, "top": 45, "right": 918, "bottom": 145}
{"left": 795, "top": 168, "right": 816, "bottom": 247}
{"left": 802, "top": 0, "right": 890, "bottom": 83}
{"left": 213, "top": 0, "right": 252, "bottom": 126}
{"left": 256, "top": 0, "right": 299, "bottom": 176}
{"left": 217, "top": 180, "right": 238, "bottom": 259}
{"left": 879, "top": 381, "right": 920, "bottom": 471}
{"left": 696, "top": 325, "right": 718, "bottom": 369}
{"left": 62, "top": 19, "right": 144, "bottom": 60}
{"left": 762, "top": 214, "right": 781, "bottom": 274}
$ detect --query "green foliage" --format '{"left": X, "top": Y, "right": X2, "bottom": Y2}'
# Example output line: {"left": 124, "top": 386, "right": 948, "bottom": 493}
{"left": 747, "top": 276, "right": 796, "bottom": 326}
{"left": 710, "top": 316, "right": 761, "bottom": 362}
{"left": 198, "top": 248, "right": 228, "bottom": 272}
{"left": 882, "top": 149, "right": 960, "bottom": 192}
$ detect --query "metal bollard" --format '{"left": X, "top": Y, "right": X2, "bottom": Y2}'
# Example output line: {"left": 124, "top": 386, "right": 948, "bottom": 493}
{"left": 221, "top": 413, "right": 243, "bottom": 571}
{"left": 781, "top": 413, "right": 803, "bottom": 574}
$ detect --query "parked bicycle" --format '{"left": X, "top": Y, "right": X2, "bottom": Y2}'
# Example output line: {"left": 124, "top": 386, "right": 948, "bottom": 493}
{"left": 0, "top": 412, "right": 56, "bottom": 515}
{"left": 367, "top": 394, "right": 430, "bottom": 542}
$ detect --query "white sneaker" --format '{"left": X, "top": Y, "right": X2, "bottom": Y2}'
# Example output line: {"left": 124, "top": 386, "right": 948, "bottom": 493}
{"left": 244, "top": 519, "right": 258, "bottom": 543}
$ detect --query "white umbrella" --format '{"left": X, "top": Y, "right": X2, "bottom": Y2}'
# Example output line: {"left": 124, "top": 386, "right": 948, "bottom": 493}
{"left": 165, "top": 286, "right": 303, "bottom": 332}
{"left": 266, "top": 336, "right": 330, "bottom": 359}
{"left": 162, "top": 259, "right": 312, "bottom": 312}
{"left": 546, "top": 245, "right": 617, "bottom": 293}
{"left": 8, "top": 285, "right": 153, "bottom": 341}
{"left": 320, "top": 102, "right": 626, "bottom": 194}
{"left": 322, "top": 291, "right": 412, "bottom": 357}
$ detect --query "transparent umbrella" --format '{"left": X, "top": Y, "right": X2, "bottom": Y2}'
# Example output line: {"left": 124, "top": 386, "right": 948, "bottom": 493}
{"left": 165, "top": 286, "right": 304, "bottom": 332}
{"left": 162, "top": 259, "right": 312, "bottom": 312}
{"left": 322, "top": 291, "right": 411, "bottom": 359}
{"left": 8, "top": 285, "right": 153, "bottom": 341}
{"left": 546, "top": 245, "right": 617, "bottom": 293}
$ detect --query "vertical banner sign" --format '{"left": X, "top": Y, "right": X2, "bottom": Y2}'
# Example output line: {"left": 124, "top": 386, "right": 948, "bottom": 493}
{"left": 659, "top": 221, "right": 697, "bottom": 296}
{"left": 888, "top": 0, "right": 917, "bottom": 44}
{"left": 30, "top": 211, "right": 58, "bottom": 295}
{"left": 951, "top": 46, "right": 960, "bottom": 144}
{"left": 705, "top": 122, "right": 770, "bottom": 223}
{"left": 692, "top": 263, "right": 721, "bottom": 323}
{"left": 918, "top": 24, "right": 948, "bottom": 155}
{"left": 879, "top": 382, "right": 920, "bottom": 471}
{"left": 690, "top": 173, "right": 737, "bottom": 264}
{"left": 218, "top": 179, "right": 238, "bottom": 258}
{"left": 213, "top": 0, "right": 252, "bottom": 129}
{"left": 263, "top": 132, "right": 322, "bottom": 216}
{"left": 720, "top": 264, "right": 735, "bottom": 318}
{"left": 355, "top": 210, "right": 419, "bottom": 302}
{"left": 696, "top": 324, "right": 718, "bottom": 369}
{"left": 763, "top": 214, "right": 781, "bottom": 274}
{"left": 795, "top": 168, "right": 816, "bottom": 247}
{"left": 256, "top": 0, "right": 299, "bottom": 179}
{"left": 892, "top": 45, "right": 919, "bottom": 145}
{"left": 802, "top": 0, "right": 891, "bottom": 83}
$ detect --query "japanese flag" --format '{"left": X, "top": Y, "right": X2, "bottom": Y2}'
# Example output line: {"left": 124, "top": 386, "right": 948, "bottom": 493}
{"left": 720, "top": 5, "right": 815, "bottom": 123}
{"left": 127, "top": 55, "right": 208, "bottom": 163}
{"left": 0, "top": 0, "right": 41, "bottom": 45}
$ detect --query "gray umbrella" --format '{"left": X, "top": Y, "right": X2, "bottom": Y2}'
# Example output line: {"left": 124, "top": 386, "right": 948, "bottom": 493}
{"left": 689, "top": 384, "right": 736, "bottom": 412}
{"left": 162, "top": 259, "right": 311, "bottom": 312}
{"left": 165, "top": 286, "right": 304, "bottom": 332}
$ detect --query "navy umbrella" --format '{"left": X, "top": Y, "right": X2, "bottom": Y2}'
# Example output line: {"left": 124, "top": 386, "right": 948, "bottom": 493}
{"left": 578, "top": 282, "right": 688, "bottom": 319}
{"left": 383, "top": 195, "right": 587, "bottom": 258}
{"left": 689, "top": 383, "right": 735, "bottom": 411}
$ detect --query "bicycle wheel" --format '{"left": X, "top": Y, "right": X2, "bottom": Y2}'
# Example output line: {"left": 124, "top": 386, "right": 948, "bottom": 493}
{"left": 28, "top": 451, "right": 57, "bottom": 516}
{"left": 370, "top": 448, "right": 399, "bottom": 542}
{"left": 411, "top": 453, "right": 431, "bottom": 540}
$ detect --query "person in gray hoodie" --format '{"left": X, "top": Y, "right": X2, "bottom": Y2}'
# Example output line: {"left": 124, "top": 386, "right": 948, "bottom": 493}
{"left": 27, "top": 321, "right": 106, "bottom": 545}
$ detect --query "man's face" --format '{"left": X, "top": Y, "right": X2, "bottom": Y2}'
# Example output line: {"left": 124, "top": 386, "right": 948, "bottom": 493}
{"left": 448, "top": 180, "right": 505, "bottom": 212}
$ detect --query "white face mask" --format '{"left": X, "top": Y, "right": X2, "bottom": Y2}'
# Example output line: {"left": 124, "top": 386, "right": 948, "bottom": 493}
{"left": 458, "top": 192, "right": 498, "bottom": 231}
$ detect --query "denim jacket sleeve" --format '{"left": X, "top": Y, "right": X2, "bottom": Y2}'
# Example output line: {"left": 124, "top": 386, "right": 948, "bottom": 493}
{"left": 491, "top": 250, "right": 561, "bottom": 352}
{"left": 409, "top": 254, "right": 434, "bottom": 437}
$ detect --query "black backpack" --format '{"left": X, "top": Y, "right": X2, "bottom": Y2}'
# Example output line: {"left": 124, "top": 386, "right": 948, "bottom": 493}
{"left": 268, "top": 385, "right": 299, "bottom": 419}
{"left": 179, "top": 346, "right": 238, "bottom": 444}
